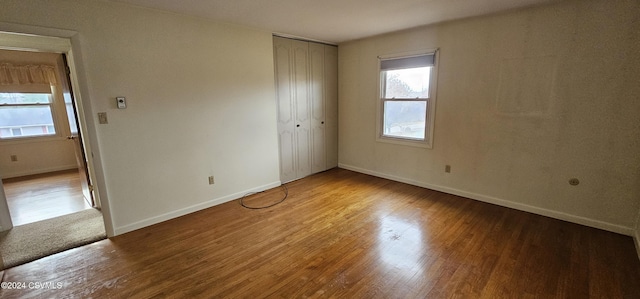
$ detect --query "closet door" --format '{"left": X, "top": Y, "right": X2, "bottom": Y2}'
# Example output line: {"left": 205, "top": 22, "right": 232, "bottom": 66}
{"left": 309, "top": 42, "right": 326, "bottom": 173}
{"left": 292, "top": 40, "right": 312, "bottom": 179}
{"left": 274, "top": 36, "right": 337, "bottom": 182}
{"left": 324, "top": 45, "right": 338, "bottom": 169}
{"left": 274, "top": 37, "right": 297, "bottom": 183}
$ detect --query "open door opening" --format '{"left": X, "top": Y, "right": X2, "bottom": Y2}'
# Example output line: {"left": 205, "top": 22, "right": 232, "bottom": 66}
{"left": 0, "top": 36, "right": 108, "bottom": 268}
{"left": 61, "top": 53, "right": 95, "bottom": 208}
{"left": 0, "top": 28, "right": 112, "bottom": 238}
{"left": 0, "top": 48, "right": 95, "bottom": 224}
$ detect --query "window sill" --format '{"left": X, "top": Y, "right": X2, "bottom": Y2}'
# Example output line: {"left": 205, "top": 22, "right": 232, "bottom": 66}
{"left": 376, "top": 135, "right": 432, "bottom": 149}
{"left": 0, "top": 135, "right": 68, "bottom": 145}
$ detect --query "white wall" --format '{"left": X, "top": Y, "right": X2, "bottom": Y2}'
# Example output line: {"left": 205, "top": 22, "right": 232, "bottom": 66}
{"left": 0, "top": 139, "right": 77, "bottom": 178}
{"left": 0, "top": 0, "right": 280, "bottom": 234}
{"left": 339, "top": 0, "right": 640, "bottom": 234}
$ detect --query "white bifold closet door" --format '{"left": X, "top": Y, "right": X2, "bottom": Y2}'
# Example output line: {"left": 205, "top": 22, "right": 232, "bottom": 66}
{"left": 274, "top": 36, "right": 337, "bottom": 183}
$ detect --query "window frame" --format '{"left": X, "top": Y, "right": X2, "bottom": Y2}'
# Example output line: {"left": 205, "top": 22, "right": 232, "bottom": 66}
{"left": 0, "top": 87, "right": 69, "bottom": 142}
{"left": 376, "top": 49, "right": 439, "bottom": 149}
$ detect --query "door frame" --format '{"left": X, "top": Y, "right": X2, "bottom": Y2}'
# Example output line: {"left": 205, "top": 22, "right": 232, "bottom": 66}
{"left": 0, "top": 22, "right": 114, "bottom": 237}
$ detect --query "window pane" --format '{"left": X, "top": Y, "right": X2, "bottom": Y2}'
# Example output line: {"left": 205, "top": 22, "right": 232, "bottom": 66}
{"left": 22, "top": 126, "right": 48, "bottom": 135}
{"left": 384, "top": 67, "right": 431, "bottom": 98}
{"left": 0, "top": 106, "right": 55, "bottom": 138}
{"left": 383, "top": 101, "right": 427, "bottom": 140}
{"left": 0, "top": 93, "right": 51, "bottom": 104}
{"left": 64, "top": 93, "right": 78, "bottom": 134}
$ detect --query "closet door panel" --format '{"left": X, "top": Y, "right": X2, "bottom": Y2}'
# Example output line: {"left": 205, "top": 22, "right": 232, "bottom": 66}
{"left": 292, "top": 40, "right": 312, "bottom": 178}
{"left": 309, "top": 43, "right": 326, "bottom": 173}
{"left": 279, "top": 130, "right": 296, "bottom": 182}
{"left": 273, "top": 37, "right": 297, "bottom": 182}
{"left": 274, "top": 37, "right": 337, "bottom": 182}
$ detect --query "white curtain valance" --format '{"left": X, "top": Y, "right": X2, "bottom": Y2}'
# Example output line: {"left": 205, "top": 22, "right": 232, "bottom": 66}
{"left": 0, "top": 62, "right": 58, "bottom": 86}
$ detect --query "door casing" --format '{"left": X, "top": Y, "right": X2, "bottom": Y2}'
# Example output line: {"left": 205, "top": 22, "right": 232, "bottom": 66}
{"left": 0, "top": 23, "right": 114, "bottom": 237}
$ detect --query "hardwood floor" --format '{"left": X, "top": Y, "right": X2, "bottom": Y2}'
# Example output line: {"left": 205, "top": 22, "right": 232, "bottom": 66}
{"left": 1, "top": 168, "right": 638, "bottom": 298}
{"left": 3, "top": 169, "right": 92, "bottom": 226}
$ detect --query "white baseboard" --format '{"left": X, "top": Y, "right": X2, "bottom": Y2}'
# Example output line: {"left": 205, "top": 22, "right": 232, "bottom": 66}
{"left": 635, "top": 228, "right": 640, "bottom": 261}
{"left": 113, "top": 181, "right": 282, "bottom": 235}
{"left": 338, "top": 163, "right": 635, "bottom": 236}
{"left": 1, "top": 165, "right": 78, "bottom": 179}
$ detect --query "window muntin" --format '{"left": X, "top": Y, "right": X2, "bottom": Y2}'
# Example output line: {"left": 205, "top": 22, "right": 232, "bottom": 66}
{"left": 380, "top": 53, "right": 436, "bottom": 143}
{"left": 0, "top": 92, "right": 56, "bottom": 139}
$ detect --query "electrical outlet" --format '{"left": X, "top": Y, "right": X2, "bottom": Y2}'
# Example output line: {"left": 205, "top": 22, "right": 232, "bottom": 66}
{"left": 445, "top": 165, "right": 451, "bottom": 173}
{"left": 10, "top": 155, "right": 18, "bottom": 162}
{"left": 569, "top": 178, "right": 579, "bottom": 186}
{"left": 208, "top": 176, "right": 215, "bottom": 185}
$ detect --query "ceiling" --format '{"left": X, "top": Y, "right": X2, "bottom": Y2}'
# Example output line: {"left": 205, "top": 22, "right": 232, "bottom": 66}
{"left": 110, "top": 0, "right": 559, "bottom": 44}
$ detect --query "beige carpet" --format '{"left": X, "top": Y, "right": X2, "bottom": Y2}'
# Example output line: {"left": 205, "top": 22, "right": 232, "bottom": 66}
{"left": 0, "top": 208, "right": 106, "bottom": 270}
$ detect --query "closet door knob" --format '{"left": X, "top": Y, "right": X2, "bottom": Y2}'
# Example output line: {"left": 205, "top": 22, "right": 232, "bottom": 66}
{"left": 296, "top": 124, "right": 300, "bottom": 127}
{"left": 321, "top": 121, "right": 324, "bottom": 124}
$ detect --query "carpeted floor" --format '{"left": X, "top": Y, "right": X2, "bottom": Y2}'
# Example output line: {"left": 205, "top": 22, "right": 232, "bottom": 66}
{"left": 0, "top": 208, "right": 106, "bottom": 270}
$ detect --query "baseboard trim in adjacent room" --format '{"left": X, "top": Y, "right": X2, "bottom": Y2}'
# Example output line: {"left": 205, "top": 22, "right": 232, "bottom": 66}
{"left": 113, "top": 181, "right": 282, "bottom": 235}
{"left": 1, "top": 165, "right": 78, "bottom": 179}
{"left": 338, "top": 163, "right": 635, "bottom": 237}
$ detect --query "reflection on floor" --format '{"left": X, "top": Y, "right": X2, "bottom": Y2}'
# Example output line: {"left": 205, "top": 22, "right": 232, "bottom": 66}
{"left": 2, "top": 169, "right": 92, "bottom": 226}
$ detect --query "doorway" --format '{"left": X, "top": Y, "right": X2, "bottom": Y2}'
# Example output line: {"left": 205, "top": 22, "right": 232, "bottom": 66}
{"left": 0, "top": 30, "right": 109, "bottom": 268}
{"left": 0, "top": 28, "right": 112, "bottom": 237}
{"left": 0, "top": 48, "right": 96, "bottom": 226}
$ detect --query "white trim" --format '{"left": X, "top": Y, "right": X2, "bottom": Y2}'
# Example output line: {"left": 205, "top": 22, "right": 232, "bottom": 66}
{"left": 635, "top": 230, "right": 640, "bottom": 261}
{"left": 0, "top": 135, "right": 67, "bottom": 145}
{"left": 272, "top": 32, "right": 336, "bottom": 46}
{"left": 0, "top": 180, "right": 12, "bottom": 232}
{"left": 113, "top": 181, "right": 282, "bottom": 235}
{"left": 338, "top": 163, "right": 635, "bottom": 236}
{"left": 1, "top": 165, "right": 78, "bottom": 179}
{"left": 0, "top": 23, "right": 113, "bottom": 237}
{"left": 0, "top": 92, "right": 62, "bottom": 140}
{"left": 635, "top": 211, "right": 640, "bottom": 260}
{"left": 0, "top": 30, "right": 71, "bottom": 53}
{"left": 376, "top": 49, "right": 439, "bottom": 149}
{"left": 0, "top": 22, "right": 77, "bottom": 38}
{"left": 64, "top": 45, "right": 104, "bottom": 211}
{"left": 377, "top": 49, "right": 439, "bottom": 60}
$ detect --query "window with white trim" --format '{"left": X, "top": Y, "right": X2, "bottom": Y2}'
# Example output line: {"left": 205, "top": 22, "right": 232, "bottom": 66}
{"left": 0, "top": 61, "right": 67, "bottom": 140}
{"left": 379, "top": 51, "right": 437, "bottom": 147}
{"left": 0, "top": 92, "right": 56, "bottom": 139}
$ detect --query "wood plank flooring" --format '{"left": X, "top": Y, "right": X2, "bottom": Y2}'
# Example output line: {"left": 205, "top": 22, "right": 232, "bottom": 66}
{"left": 1, "top": 168, "right": 639, "bottom": 298}
{"left": 3, "top": 169, "right": 91, "bottom": 226}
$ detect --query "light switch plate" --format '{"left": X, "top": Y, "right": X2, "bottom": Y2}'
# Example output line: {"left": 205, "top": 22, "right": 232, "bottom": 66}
{"left": 98, "top": 112, "right": 108, "bottom": 124}
{"left": 116, "top": 97, "right": 126, "bottom": 109}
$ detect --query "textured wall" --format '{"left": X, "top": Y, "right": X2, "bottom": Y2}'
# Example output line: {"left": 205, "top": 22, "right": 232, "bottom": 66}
{"left": 338, "top": 0, "right": 640, "bottom": 233}
{"left": 0, "top": 0, "right": 280, "bottom": 234}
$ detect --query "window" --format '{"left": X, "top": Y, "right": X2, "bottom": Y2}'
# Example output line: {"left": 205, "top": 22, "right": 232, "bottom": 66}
{"left": 64, "top": 92, "right": 78, "bottom": 134}
{"left": 0, "top": 92, "right": 56, "bottom": 139}
{"left": 379, "top": 52, "right": 437, "bottom": 147}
